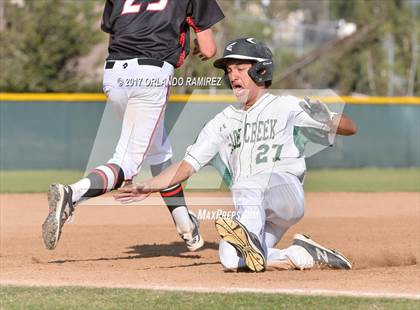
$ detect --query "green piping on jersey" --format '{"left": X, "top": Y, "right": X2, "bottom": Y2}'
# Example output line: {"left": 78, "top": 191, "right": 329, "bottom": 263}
{"left": 293, "top": 126, "right": 331, "bottom": 156}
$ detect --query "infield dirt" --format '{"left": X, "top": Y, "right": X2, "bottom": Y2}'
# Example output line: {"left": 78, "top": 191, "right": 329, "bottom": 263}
{"left": 0, "top": 192, "right": 419, "bottom": 296}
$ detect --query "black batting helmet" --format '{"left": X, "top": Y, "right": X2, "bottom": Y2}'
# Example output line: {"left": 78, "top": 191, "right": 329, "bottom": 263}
{"left": 214, "top": 37, "right": 274, "bottom": 87}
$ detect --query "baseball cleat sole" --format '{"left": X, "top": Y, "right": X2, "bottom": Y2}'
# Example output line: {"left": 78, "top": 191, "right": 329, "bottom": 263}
{"left": 215, "top": 217, "right": 265, "bottom": 272}
{"left": 42, "top": 184, "right": 71, "bottom": 250}
{"left": 293, "top": 234, "right": 352, "bottom": 270}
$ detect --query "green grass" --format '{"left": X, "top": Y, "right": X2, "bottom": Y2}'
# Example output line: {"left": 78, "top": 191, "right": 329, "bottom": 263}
{"left": 304, "top": 168, "right": 420, "bottom": 192}
{"left": 0, "top": 286, "right": 419, "bottom": 310}
{"left": 0, "top": 168, "right": 418, "bottom": 193}
{"left": 0, "top": 170, "right": 84, "bottom": 193}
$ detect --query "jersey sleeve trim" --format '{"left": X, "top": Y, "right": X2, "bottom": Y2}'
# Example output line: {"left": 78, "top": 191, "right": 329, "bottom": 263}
{"left": 186, "top": 16, "right": 201, "bottom": 33}
{"left": 175, "top": 30, "right": 187, "bottom": 67}
{"left": 184, "top": 153, "right": 202, "bottom": 172}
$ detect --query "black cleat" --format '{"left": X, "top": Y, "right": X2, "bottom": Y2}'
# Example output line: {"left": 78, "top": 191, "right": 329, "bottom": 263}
{"left": 42, "top": 184, "right": 74, "bottom": 250}
{"left": 292, "top": 234, "right": 352, "bottom": 270}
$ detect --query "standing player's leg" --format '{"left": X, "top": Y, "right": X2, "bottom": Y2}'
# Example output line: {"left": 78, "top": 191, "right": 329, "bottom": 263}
{"left": 42, "top": 59, "right": 169, "bottom": 250}
{"left": 42, "top": 63, "right": 130, "bottom": 250}
{"left": 42, "top": 163, "right": 126, "bottom": 250}
{"left": 146, "top": 121, "right": 203, "bottom": 251}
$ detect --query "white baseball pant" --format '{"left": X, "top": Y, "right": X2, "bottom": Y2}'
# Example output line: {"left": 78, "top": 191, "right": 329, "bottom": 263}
{"left": 102, "top": 58, "right": 174, "bottom": 179}
{"left": 219, "top": 172, "right": 314, "bottom": 270}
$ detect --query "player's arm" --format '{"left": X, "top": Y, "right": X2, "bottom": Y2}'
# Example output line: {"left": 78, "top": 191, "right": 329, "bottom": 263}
{"left": 193, "top": 29, "right": 217, "bottom": 60}
{"left": 114, "top": 161, "right": 194, "bottom": 203}
{"left": 115, "top": 116, "right": 222, "bottom": 203}
{"left": 189, "top": 0, "right": 224, "bottom": 60}
{"left": 330, "top": 113, "right": 357, "bottom": 136}
{"left": 141, "top": 160, "right": 194, "bottom": 192}
{"left": 101, "top": 0, "right": 113, "bottom": 34}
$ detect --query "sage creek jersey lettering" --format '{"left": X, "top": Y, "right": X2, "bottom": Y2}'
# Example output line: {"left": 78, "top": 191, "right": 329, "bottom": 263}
{"left": 184, "top": 94, "right": 333, "bottom": 183}
{"left": 101, "top": 0, "right": 224, "bottom": 67}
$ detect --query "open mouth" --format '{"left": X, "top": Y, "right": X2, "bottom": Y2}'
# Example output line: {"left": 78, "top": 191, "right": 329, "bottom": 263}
{"left": 232, "top": 82, "right": 246, "bottom": 94}
{"left": 232, "top": 82, "right": 243, "bottom": 90}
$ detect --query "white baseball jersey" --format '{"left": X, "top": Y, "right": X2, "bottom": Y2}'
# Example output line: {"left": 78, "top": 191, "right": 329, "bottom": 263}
{"left": 184, "top": 93, "right": 333, "bottom": 184}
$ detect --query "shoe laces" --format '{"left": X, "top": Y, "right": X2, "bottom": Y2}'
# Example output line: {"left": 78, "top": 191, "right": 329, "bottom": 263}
{"left": 62, "top": 203, "right": 75, "bottom": 223}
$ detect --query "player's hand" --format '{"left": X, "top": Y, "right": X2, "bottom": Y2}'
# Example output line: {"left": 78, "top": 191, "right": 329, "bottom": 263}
{"left": 114, "top": 182, "right": 152, "bottom": 204}
{"left": 192, "top": 38, "right": 210, "bottom": 61}
{"left": 299, "top": 97, "right": 336, "bottom": 125}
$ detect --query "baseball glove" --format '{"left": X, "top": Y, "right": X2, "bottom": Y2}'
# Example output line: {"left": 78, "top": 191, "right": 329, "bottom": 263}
{"left": 299, "top": 96, "right": 336, "bottom": 124}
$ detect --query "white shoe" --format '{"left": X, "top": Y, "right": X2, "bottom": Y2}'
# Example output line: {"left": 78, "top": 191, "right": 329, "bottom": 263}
{"left": 181, "top": 211, "right": 204, "bottom": 252}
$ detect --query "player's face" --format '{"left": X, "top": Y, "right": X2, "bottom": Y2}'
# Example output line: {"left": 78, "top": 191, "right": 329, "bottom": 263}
{"left": 226, "top": 60, "right": 264, "bottom": 107}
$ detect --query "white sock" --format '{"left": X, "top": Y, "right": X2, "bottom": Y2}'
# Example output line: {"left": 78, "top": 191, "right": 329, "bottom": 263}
{"left": 286, "top": 245, "right": 315, "bottom": 269}
{"left": 267, "top": 245, "right": 314, "bottom": 270}
{"left": 70, "top": 178, "right": 91, "bottom": 204}
{"left": 172, "top": 206, "right": 193, "bottom": 236}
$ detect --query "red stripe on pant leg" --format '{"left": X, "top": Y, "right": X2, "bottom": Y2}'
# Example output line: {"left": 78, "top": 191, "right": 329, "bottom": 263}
{"left": 92, "top": 169, "right": 108, "bottom": 194}
{"left": 134, "top": 85, "right": 172, "bottom": 178}
{"left": 160, "top": 185, "right": 182, "bottom": 197}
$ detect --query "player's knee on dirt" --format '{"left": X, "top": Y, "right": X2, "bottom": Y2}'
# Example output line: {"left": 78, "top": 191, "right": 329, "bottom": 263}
{"left": 219, "top": 240, "right": 241, "bottom": 270}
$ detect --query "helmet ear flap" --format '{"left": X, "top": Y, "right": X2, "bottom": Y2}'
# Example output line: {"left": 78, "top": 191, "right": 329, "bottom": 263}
{"left": 248, "top": 61, "right": 273, "bottom": 85}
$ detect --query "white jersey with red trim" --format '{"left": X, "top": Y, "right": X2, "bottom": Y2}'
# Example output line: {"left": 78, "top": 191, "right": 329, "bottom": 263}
{"left": 184, "top": 93, "right": 333, "bottom": 184}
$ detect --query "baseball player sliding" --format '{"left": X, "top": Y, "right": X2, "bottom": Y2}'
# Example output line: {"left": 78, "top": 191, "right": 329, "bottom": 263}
{"left": 115, "top": 38, "right": 357, "bottom": 272}
{"left": 42, "top": 0, "right": 224, "bottom": 251}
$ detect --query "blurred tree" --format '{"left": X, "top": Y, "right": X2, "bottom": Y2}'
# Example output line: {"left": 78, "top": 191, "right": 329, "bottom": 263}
{"left": 176, "top": 0, "right": 268, "bottom": 93}
{"left": 0, "top": 0, "right": 101, "bottom": 92}
{"left": 291, "top": 0, "right": 419, "bottom": 95}
{"left": 177, "top": 0, "right": 283, "bottom": 93}
{"left": 1, "top": 0, "right": 417, "bottom": 95}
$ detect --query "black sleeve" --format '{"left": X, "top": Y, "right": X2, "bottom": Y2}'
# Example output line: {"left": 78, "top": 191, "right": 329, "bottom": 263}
{"left": 188, "top": 0, "right": 224, "bottom": 32}
{"left": 101, "top": 0, "right": 113, "bottom": 34}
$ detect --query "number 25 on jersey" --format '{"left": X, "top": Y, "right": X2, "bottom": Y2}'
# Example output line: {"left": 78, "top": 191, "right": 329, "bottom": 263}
{"left": 122, "top": 0, "right": 168, "bottom": 14}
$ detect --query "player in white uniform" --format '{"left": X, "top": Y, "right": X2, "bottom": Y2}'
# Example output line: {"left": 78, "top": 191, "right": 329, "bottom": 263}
{"left": 115, "top": 38, "right": 357, "bottom": 272}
